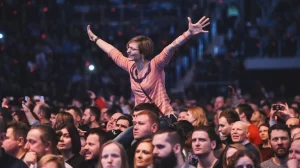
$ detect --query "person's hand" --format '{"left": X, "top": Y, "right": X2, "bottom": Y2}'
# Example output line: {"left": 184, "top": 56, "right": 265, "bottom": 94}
{"left": 1, "top": 98, "right": 9, "bottom": 108}
{"left": 77, "top": 128, "right": 87, "bottom": 137}
{"left": 87, "top": 25, "right": 97, "bottom": 41}
{"left": 187, "top": 16, "right": 210, "bottom": 36}
{"left": 287, "top": 159, "right": 299, "bottom": 168}
{"left": 23, "top": 151, "right": 37, "bottom": 166}
{"left": 88, "top": 91, "right": 96, "bottom": 100}
{"left": 270, "top": 103, "right": 292, "bottom": 120}
{"left": 22, "top": 96, "right": 32, "bottom": 113}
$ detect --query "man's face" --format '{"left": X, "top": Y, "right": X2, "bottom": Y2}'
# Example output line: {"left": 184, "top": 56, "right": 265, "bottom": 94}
{"left": 66, "top": 109, "right": 81, "bottom": 126}
{"left": 57, "top": 128, "right": 72, "bottom": 152}
{"left": 259, "top": 126, "right": 269, "bottom": 141}
{"left": 82, "top": 109, "right": 92, "bottom": 125}
{"left": 289, "top": 140, "right": 300, "bottom": 164}
{"left": 250, "top": 111, "right": 260, "bottom": 122}
{"left": 116, "top": 119, "right": 130, "bottom": 132}
{"left": 218, "top": 117, "right": 232, "bottom": 136}
{"left": 24, "top": 129, "right": 49, "bottom": 159}
{"left": 100, "top": 108, "right": 109, "bottom": 123}
{"left": 50, "top": 113, "right": 56, "bottom": 127}
{"left": 270, "top": 130, "right": 290, "bottom": 158}
{"left": 106, "top": 113, "right": 123, "bottom": 131}
{"left": 133, "top": 114, "right": 156, "bottom": 140}
{"left": 192, "top": 131, "right": 215, "bottom": 157}
{"left": 2, "top": 128, "right": 21, "bottom": 156}
{"left": 231, "top": 122, "right": 248, "bottom": 143}
{"left": 214, "top": 97, "right": 224, "bottom": 110}
{"left": 84, "top": 134, "right": 100, "bottom": 161}
{"left": 152, "top": 133, "right": 177, "bottom": 168}
{"left": 178, "top": 112, "right": 187, "bottom": 121}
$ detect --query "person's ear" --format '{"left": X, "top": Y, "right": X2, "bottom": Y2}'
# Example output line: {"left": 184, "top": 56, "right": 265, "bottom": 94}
{"left": 173, "top": 144, "right": 181, "bottom": 154}
{"left": 211, "top": 140, "right": 216, "bottom": 150}
{"left": 91, "top": 115, "right": 95, "bottom": 122}
{"left": 44, "top": 141, "right": 52, "bottom": 153}
{"left": 76, "top": 116, "right": 81, "bottom": 122}
{"left": 151, "top": 123, "right": 158, "bottom": 133}
{"left": 18, "top": 137, "right": 25, "bottom": 147}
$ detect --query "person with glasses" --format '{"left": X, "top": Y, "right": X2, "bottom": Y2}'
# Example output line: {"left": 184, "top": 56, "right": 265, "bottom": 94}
{"left": 87, "top": 16, "right": 210, "bottom": 116}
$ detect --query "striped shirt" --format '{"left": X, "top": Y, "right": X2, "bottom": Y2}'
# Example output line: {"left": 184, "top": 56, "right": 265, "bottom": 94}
{"left": 108, "top": 48, "right": 174, "bottom": 114}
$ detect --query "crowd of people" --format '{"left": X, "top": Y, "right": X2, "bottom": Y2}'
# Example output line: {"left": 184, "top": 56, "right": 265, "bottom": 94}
{"left": 1, "top": 89, "right": 300, "bottom": 168}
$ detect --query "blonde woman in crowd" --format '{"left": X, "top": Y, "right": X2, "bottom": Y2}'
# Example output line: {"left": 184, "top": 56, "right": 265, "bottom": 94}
{"left": 186, "top": 106, "right": 207, "bottom": 127}
{"left": 38, "top": 154, "right": 66, "bottom": 168}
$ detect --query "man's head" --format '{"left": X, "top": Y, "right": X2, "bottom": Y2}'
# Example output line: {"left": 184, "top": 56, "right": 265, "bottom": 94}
{"left": 24, "top": 125, "right": 58, "bottom": 160}
{"left": 192, "top": 126, "right": 220, "bottom": 158}
{"left": 177, "top": 110, "right": 188, "bottom": 121}
{"left": 236, "top": 104, "right": 254, "bottom": 122}
{"left": 214, "top": 96, "right": 225, "bottom": 110}
{"left": 82, "top": 106, "right": 100, "bottom": 126}
{"left": 37, "top": 104, "right": 51, "bottom": 121}
{"left": 106, "top": 112, "right": 124, "bottom": 131}
{"left": 2, "top": 122, "right": 29, "bottom": 157}
{"left": 250, "top": 110, "right": 266, "bottom": 123}
{"left": 84, "top": 128, "right": 108, "bottom": 161}
{"left": 50, "top": 110, "right": 58, "bottom": 127}
{"left": 116, "top": 116, "right": 132, "bottom": 132}
{"left": 268, "top": 124, "right": 291, "bottom": 159}
{"left": 286, "top": 118, "right": 300, "bottom": 128}
{"left": 218, "top": 109, "right": 240, "bottom": 137}
{"left": 133, "top": 103, "right": 162, "bottom": 121}
{"left": 65, "top": 106, "right": 82, "bottom": 127}
{"left": 133, "top": 111, "right": 159, "bottom": 140}
{"left": 259, "top": 124, "right": 269, "bottom": 141}
{"left": 231, "top": 121, "right": 248, "bottom": 143}
{"left": 152, "top": 129, "right": 182, "bottom": 168}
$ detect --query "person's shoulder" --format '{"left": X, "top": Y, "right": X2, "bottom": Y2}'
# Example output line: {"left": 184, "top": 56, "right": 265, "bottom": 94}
{"left": 1, "top": 153, "right": 29, "bottom": 168}
{"left": 260, "top": 159, "right": 276, "bottom": 167}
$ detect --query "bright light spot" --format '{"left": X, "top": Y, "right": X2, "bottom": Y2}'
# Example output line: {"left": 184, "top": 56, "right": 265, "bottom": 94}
{"left": 0, "top": 33, "right": 3, "bottom": 39}
{"left": 89, "top": 65, "right": 95, "bottom": 71}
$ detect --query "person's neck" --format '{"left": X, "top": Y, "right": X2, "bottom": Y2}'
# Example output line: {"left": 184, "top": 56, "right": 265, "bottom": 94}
{"left": 197, "top": 152, "right": 218, "bottom": 168}
{"left": 174, "top": 154, "right": 185, "bottom": 168}
{"left": 241, "top": 118, "right": 251, "bottom": 126}
{"left": 16, "top": 148, "right": 27, "bottom": 159}
{"left": 61, "top": 150, "right": 75, "bottom": 161}
{"left": 135, "top": 60, "right": 148, "bottom": 72}
{"left": 89, "top": 122, "right": 100, "bottom": 129}
{"left": 40, "top": 118, "right": 50, "bottom": 124}
{"left": 251, "top": 120, "right": 260, "bottom": 127}
{"left": 262, "top": 140, "right": 271, "bottom": 148}
{"left": 272, "top": 155, "right": 288, "bottom": 166}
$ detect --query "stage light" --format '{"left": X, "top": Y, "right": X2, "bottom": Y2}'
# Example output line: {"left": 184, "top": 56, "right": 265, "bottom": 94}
{"left": 0, "top": 33, "right": 3, "bottom": 39}
{"left": 88, "top": 65, "right": 95, "bottom": 71}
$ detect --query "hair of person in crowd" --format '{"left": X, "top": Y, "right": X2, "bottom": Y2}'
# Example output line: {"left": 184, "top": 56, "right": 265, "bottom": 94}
{"left": 222, "top": 143, "right": 248, "bottom": 168}
{"left": 236, "top": 104, "right": 254, "bottom": 122}
{"left": 187, "top": 106, "right": 208, "bottom": 127}
{"left": 227, "top": 150, "right": 261, "bottom": 168}
{"left": 133, "top": 103, "right": 162, "bottom": 117}
{"left": 98, "top": 140, "right": 129, "bottom": 168}
{"left": 174, "top": 120, "right": 194, "bottom": 151}
{"left": 38, "top": 154, "right": 66, "bottom": 168}
{"left": 54, "top": 112, "right": 74, "bottom": 130}
{"left": 86, "top": 106, "right": 101, "bottom": 122}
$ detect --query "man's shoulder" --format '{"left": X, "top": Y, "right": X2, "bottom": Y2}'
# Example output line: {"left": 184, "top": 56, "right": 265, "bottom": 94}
{"left": 261, "top": 159, "right": 287, "bottom": 168}
{"left": 0, "top": 151, "right": 28, "bottom": 168}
